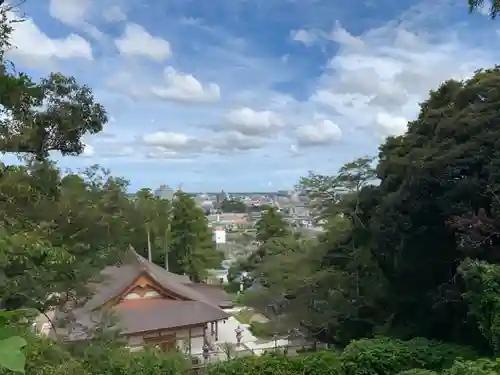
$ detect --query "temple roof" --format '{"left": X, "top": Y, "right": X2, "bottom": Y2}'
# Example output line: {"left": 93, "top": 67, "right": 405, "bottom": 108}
{"left": 62, "top": 248, "right": 230, "bottom": 339}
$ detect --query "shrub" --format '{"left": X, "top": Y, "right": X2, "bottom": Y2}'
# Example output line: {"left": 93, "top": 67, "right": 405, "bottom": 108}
{"left": 249, "top": 321, "right": 275, "bottom": 339}
{"left": 76, "top": 342, "right": 188, "bottom": 375}
{"left": 296, "top": 350, "right": 342, "bottom": 375}
{"left": 207, "top": 351, "right": 341, "bottom": 375}
{"left": 396, "top": 370, "right": 439, "bottom": 375}
{"left": 444, "top": 358, "right": 500, "bottom": 375}
{"left": 234, "top": 308, "right": 255, "bottom": 324}
{"left": 340, "top": 337, "right": 477, "bottom": 375}
{"left": 1, "top": 333, "right": 90, "bottom": 375}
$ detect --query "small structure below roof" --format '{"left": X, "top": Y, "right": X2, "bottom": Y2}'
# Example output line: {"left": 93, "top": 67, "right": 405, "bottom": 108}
{"left": 53, "top": 248, "right": 231, "bottom": 355}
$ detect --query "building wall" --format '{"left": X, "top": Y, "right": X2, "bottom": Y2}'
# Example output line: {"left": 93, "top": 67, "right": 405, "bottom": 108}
{"left": 125, "top": 324, "right": 208, "bottom": 355}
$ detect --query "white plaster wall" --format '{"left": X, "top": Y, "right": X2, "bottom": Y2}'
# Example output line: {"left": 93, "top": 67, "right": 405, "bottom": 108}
{"left": 176, "top": 326, "right": 205, "bottom": 338}
{"left": 176, "top": 325, "right": 209, "bottom": 355}
{"left": 124, "top": 325, "right": 214, "bottom": 356}
{"left": 190, "top": 336, "right": 205, "bottom": 356}
{"left": 127, "top": 335, "right": 144, "bottom": 347}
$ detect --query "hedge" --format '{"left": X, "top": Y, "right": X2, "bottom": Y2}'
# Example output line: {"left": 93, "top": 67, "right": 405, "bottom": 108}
{"left": 340, "top": 337, "right": 477, "bottom": 375}
{"left": 207, "top": 351, "right": 341, "bottom": 375}
{"left": 443, "top": 358, "right": 500, "bottom": 375}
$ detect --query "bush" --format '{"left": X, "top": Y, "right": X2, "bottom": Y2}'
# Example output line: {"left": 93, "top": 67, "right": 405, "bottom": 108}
{"left": 224, "top": 281, "right": 241, "bottom": 294}
{"left": 0, "top": 333, "right": 90, "bottom": 375}
{"left": 207, "top": 351, "right": 341, "bottom": 375}
{"left": 234, "top": 308, "right": 255, "bottom": 324}
{"left": 75, "top": 342, "right": 189, "bottom": 375}
{"left": 1, "top": 332, "right": 189, "bottom": 375}
{"left": 444, "top": 359, "right": 500, "bottom": 375}
{"left": 297, "top": 350, "right": 342, "bottom": 375}
{"left": 396, "top": 370, "right": 439, "bottom": 375}
{"left": 340, "top": 337, "right": 477, "bottom": 375}
{"left": 249, "top": 321, "right": 275, "bottom": 339}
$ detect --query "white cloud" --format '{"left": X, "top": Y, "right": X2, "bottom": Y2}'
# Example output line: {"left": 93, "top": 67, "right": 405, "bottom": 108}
{"left": 296, "top": 119, "right": 342, "bottom": 146}
{"left": 8, "top": 16, "right": 93, "bottom": 64}
{"left": 49, "top": 0, "right": 91, "bottom": 25}
{"left": 115, "top": 23, "right": 171, "bottom": 61}
{"left": 222, "top": 107, "right": 284, "bottom": 136}
{"left": 139, "top": 129, "right": 264, "bottom": 158}
{"left": 310, "top": 17, "right": 495, "bottom": 138}
{"left": 151, "top": 67, "right": 220, "bottom": 103}
{"left": 82, "top": 144, "right": 94, "bottom": 157}
{"left": 49, "top": 0, "right": 103, "bottom": 40}
{"left": 290, "top": 29, "right": 321, "bottom": 46}
{"left": 329, "top": 22, "right": 364, "bottom": 49}
{"left": 142, "top": 131, "right": 191, "bottom": 149}
{"left": 103, "top": 6, "right": 126, "bottom": 22}
{"left": 477, "top": 0, "right": 492, "bottom": 16}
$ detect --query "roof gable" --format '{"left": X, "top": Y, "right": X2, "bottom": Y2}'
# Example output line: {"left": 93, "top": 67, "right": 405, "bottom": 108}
{"left": 84, "top": 248, "right": 223, "bottom": 312}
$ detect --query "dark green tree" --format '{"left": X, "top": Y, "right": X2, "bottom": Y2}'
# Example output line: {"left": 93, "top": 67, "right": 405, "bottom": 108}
{"left": 369, "top": 67, "right": 500, "bottom": 349}
{"left": 255, "top": 207, "right": 288, "bottom": 244}
{"left": 169, "top": 191, "right": 223, "bottom": 281}
{"left": 220, "top": 199, "right": 246, "bottom": 213}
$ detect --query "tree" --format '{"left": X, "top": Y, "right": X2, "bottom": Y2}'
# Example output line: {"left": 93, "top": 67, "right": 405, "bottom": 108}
{"left": 293, "top": 158, "right": 385, "bottom": 345}
{"left": 0, "top": 4, "right": 107, "bottom": 162}
{"left": 368, "top": 67, "right": 500, "bottom": 348}
{"left": 132, "top": 188, "right": 171, "bottom": 266}
{"left": 0, "top": 73, "right": 108, "bottom": 161}
{"left": 0, "top": 163, "right": 133, "bottom": 313}
{"left": 255, "top": 207, "right": 288, "bottom": 244}
{"left": 220, "top": 199, "right": 246, "bottom": 213}
{"left": 169, "top": 191, "right": 223, "bottom": 281}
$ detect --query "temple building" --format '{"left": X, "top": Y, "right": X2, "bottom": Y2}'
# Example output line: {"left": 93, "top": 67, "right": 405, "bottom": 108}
{"left": 51, "top": 249, "right": 231, "bottom": 355}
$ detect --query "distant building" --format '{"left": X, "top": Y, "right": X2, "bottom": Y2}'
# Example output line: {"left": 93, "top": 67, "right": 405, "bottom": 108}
{"left": 154, "top": 184, "right": 175, "bottom": 200}
{"left": 216, "top": 190, "right": 229, "bottom": 203}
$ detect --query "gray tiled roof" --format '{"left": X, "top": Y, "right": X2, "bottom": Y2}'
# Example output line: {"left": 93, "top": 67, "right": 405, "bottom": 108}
{"left": 63, "top": 248, "right": 230, "bottom": 338}
{"left": 115, "top": 299, "right": 228, "bottom": 334}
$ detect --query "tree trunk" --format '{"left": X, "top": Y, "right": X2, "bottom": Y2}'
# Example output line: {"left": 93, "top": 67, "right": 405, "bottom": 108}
{"left": 147, "top": 225, "right": 152, "bottom": 262}
{"left": 165, "top": 224, "right": 170, "bottom": 271}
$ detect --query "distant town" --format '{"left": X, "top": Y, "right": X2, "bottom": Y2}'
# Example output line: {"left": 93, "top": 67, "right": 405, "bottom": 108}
{"left": 129, "top": 184, "right": 321, "bottom": 232}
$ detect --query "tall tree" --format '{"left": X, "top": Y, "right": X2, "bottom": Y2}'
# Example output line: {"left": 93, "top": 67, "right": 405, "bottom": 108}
{"left": 368, "top": 67, "right": 500, "bottom": 348}
{"left": 255, "top": 207, "right": 289, "bottom": 244}
{"left": 131, "top": 189, "right": 171, "bottom": 267}
{"left": 169, "top": 191, "right": 222, "bottom": 281}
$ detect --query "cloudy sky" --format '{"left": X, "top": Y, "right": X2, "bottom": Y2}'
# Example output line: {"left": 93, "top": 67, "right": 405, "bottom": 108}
{"left": 2, "top": 0, "right": 499, "bottom": 191}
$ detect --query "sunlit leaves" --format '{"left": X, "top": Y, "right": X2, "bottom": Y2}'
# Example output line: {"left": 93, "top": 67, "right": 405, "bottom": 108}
{"left": 0, "top": 335, "right": 27, "bottom": 373}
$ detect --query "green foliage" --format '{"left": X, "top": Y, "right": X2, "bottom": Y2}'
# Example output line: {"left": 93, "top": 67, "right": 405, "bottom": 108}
{"left": 255, "top": 207, "right": 288, "bottom": 244}
{"left": 248, "top": 321, "right": 275, "bottom": 339}
{"left": 75, "top": 343, "right": 188, "bottom": 375}
{"left": 340, "top": 338, "right": 477, "bottom": 375}
{"left": 207, "top": 351, "right": 341, "bottom": 375}
{"left": 444, "top": 358, "right": 500, "bottom": 375}
{"left": 459, "top": 259, "right": 500, "bottom": 355}
{"left": 0, "top": 336, "right": 27, "bottom": 373}
{"left": 221, "top": 199, "right": 247, "bottom": 213}
{"left": 396, "top": 370, "right": 439, "bottom": 375}
{"left": 169, "top": 191, "right": 223, "bottom": 281}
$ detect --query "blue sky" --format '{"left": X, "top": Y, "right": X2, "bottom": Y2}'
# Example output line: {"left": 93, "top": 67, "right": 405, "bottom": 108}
{"left": 1, "top": 0, "right": 499, "bottom": 192}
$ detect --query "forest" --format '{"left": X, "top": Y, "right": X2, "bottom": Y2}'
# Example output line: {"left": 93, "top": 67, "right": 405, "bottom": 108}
{"left": 2, "top": 0, "right": 500, "bottom": 374}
